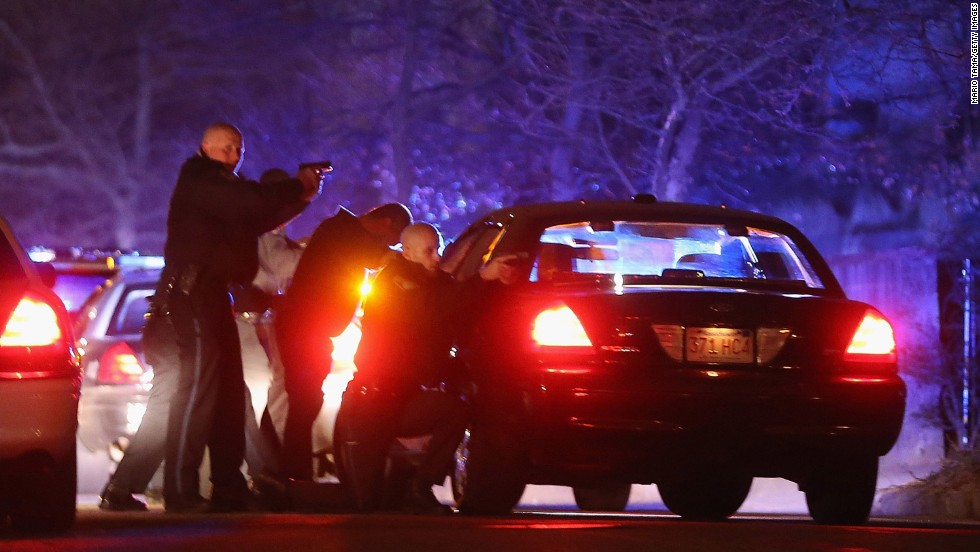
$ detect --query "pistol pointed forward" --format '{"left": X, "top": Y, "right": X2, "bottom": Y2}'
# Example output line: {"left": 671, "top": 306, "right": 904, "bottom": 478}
{"left": 299, "top": 160, "right": 333, "bottom": 173}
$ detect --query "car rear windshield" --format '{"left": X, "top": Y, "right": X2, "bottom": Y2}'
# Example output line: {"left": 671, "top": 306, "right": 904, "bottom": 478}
{"left": 529, "top": 221, "right": 824, "bottom": 291}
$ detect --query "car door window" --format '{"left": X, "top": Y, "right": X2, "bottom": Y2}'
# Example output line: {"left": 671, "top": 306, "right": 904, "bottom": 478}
{"left": 442, "top": 223, "right": 507, "bottom": 281}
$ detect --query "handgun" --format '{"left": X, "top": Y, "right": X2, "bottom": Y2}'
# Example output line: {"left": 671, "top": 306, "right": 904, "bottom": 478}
{"left": 299, "top": 160, "right": 333, "bottom": 173}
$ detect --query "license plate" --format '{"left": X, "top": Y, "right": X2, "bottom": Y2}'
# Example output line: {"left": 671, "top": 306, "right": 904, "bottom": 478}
{"left": 686, "top": 328, "right": 754, "bottom": 364}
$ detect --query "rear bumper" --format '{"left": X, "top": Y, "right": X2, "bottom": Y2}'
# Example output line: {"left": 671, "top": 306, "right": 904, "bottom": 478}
{"left": 511, "top": 367, "right": 906, "bottom": 482}
{"left": 0, "top": 378, "right": 79, "bottom": 462}
{"left": 76, "top": 383, "right": 148, "bottom": 452}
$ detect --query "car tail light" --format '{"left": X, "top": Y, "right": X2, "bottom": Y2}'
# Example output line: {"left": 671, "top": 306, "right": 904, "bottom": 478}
{"left": 532, "top": 305, "right": 593, "bottom": 348}
{"left": 0, "top": 293, "right": 63, "bottom": 347}
{"left": 844, "top": 309, "right": 896, "bottom": 363}
{"left": 97, "top": 341, "right": 145, "bottom": 384}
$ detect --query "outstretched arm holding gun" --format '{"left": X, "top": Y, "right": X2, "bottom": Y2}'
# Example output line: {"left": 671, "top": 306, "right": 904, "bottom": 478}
{"left": 296, "top": 160, "right": 331, "bottom": 202}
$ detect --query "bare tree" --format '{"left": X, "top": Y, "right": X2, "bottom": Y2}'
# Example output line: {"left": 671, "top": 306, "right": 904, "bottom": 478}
{"left": 488, "top": 0, "right": 837, "bottom": 201}
{"left": 299, "top": 0, "right": 513, "bottom": 210}
{"left": 0, "top": 2, "right": 176, "bottom": 248}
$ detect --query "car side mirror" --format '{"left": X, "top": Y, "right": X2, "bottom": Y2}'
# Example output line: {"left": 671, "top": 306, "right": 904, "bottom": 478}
{"left": 34, "top": 261, "right": 57, "bottom": 288}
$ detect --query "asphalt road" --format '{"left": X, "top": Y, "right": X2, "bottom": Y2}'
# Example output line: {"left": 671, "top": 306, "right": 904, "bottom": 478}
{"left": 2, "top": 506, "right": 979, "bottom": 552}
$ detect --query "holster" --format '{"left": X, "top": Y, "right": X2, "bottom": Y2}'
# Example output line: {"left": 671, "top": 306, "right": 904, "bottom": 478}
{"left": 152, "top": 263, "right": 204, "bottom": 316}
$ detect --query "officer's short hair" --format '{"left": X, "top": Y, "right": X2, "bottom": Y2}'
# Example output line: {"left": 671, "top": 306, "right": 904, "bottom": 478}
{"left": 362, "top": 203, "right": 412, "bottom": 229}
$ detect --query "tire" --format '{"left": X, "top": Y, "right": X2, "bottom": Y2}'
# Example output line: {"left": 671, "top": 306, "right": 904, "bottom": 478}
{"left": 452, "top": 426, "right": 526, "bottom": 515}
{"left": 572, "top": 483, "right": 632, "bottom": 512}
{"left": 804, "top": 456, "right": 878, "bottom": 525}
{"left": 9, "top": 446, "right": 77, "bottom": 533}
{"left": 658, "top": 470, "right": 752, "bottom": 521}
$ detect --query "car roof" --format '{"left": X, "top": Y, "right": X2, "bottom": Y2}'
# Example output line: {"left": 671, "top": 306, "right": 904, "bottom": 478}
{"left": 112, "top": 267, "right": 163, "bottom": 285}
{"left": 477, "top": 199, "right": 794, "bottom": 231}
{"left": 28, "top": 246, "right": 164, "bottom": 274}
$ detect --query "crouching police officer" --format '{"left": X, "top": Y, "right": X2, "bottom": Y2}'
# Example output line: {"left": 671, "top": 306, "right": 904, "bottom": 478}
{"left": 336, "top": 223, "right": 467, "bottom": 515}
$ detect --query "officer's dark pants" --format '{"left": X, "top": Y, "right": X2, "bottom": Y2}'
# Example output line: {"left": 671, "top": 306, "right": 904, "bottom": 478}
{"left": 104, "top": 313, "right": 179, "bottom": 494}
{"left": 164, "top": 279, "right": 248, "bottom": 506}
{"left": 397, "top": 390, "right": 468, "bottom": 485}
{"left": 276, "top": 326, "right": 333, "bottom": 481}
{"left": 336, "top": 383, "right": 467, "bottom": 510}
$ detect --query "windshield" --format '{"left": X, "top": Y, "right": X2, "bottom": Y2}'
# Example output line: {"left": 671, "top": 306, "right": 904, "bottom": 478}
{"left": 529, "top": 221, "right": 824, "bottom": 290}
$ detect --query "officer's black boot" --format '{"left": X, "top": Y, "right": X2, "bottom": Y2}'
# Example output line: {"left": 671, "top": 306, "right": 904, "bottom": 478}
{"left": 99, "top": 483, "right": 148, "bottom": 512}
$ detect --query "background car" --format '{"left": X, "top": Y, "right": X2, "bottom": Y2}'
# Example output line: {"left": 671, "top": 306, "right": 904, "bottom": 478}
{"left": 72, "top": 263, "right": 362, "bottom": 493}
{"left": 0, "top": 215, "right": 80, "bottom": 532}
{"left": 438, "top": 197, "right": 906, "bottom": 525}
{"left": 28, "top": 246, "right": 164, "bottom": 322}
{"left": 73, "top": 266, "right": 160, "bottom": 493}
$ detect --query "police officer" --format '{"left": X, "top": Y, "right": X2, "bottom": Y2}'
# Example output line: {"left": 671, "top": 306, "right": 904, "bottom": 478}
{"left": 336, "top": 224, "right": 527, "bottom": 514}
{"left": 339, "top": 223, "right": 466, "bottom": 514}
{"left": 97, "top": 297, "right": 179, "bottom": 511}
{"left": 161, "top": 122, "right": 320, "bottom": 513}
{"left": 274, "top": 202, "right": 411, "bottom": 483}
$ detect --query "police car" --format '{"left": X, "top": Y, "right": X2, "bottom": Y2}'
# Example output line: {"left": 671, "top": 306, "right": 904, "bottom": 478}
{"left": 441, "top": 198, "right": 905, "bottom": 524}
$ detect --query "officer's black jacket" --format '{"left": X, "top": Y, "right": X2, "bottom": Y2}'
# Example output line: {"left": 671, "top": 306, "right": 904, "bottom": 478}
{"left": 163, "top": 154, "right": 308, "bottom": 286}
{"left": 277, "top": 207, "right": 390, "bottom": 339}
{"left": 353, "top": 255, "right": 456, "bottom": 394}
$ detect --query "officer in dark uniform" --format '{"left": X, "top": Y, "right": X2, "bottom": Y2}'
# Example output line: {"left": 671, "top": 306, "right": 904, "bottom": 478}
{"left": 275, "top": 202, "right": 412, "bottom": 483}
{"left": 335, "top": 224, "right": 526, "bottom": 514}
{"left": 338, "top": 223, "right": 466, "bottom": 514}
{"left": 97, "top": 296, "right": 179, "bottom": 511}
{"left": 160, "top": 122, "right": 321, "bottom": 513}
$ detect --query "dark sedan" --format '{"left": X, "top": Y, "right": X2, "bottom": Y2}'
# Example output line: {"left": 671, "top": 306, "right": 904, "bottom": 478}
{"left": 442, "top": 197, "right": 906, "bottom": 525}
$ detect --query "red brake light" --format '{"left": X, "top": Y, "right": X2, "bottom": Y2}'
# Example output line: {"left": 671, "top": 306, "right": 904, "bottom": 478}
{"left": 97, "top": 342, "right": 145, "bottom": 384}
{"left": 844, "top": 309, "right": 896, "bottom": 362}
{"left": 532, "top": 305, "right": 593, "bottom": 348}
{"left": 0, "top": 293, "right": 63, "bottom": 347}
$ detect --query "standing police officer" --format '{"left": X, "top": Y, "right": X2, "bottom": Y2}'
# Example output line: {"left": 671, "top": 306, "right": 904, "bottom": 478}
{"left": 160, "top": 122, "right": 320, "bottom": 513}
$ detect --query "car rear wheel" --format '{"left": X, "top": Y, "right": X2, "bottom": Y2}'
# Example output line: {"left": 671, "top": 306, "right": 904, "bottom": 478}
{"left": 804, "top": 455, "right": 878, "bottom": 525}
{"left": 658, "top": 469, "right": 752, "bottom": 521}
{"left": 9, "top": 447, "right": 77, "bottom": 533}
{"left": 572, "top": 483, "right": 632, "bottom": 512}
{"left": 452, "top": 425, "right": 526, "bottom": 515}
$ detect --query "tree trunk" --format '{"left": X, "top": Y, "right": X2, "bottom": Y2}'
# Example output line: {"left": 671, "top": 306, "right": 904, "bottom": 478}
{"left": 389, "top": 1, "right": 424, "bottom": 204}
{"left": 548, "top": 27, "right": 587, "bottom": 201}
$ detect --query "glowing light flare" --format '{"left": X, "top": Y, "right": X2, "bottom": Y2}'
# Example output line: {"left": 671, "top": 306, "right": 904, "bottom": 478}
{"left": 532, "top": 305, "right": 593, "bottom": 348}
{"left": 359, "top": 278, "right": 374, "bottom": 298}
{"left": 0, "top": 294, "right": 62, "bottom": 347}
{"left": 844, "top": 310, "right": 896, "bottom": 361}
{"left": 97, "top": 342, "right": 144, "bottom": 384}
